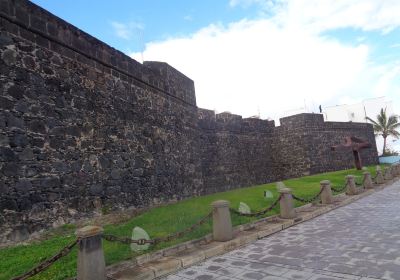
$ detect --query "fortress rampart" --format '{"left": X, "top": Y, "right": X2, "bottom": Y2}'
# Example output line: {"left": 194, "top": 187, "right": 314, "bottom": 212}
{"left": 0, "top": 0, "right": 378, "bottom": 242}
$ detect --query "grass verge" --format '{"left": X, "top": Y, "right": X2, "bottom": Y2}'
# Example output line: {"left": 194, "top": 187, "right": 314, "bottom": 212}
{"left": 0, "top": 166, "right": 380, "bottom": 280}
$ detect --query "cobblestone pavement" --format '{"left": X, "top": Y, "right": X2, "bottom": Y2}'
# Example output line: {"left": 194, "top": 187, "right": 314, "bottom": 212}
{"left": 162, "top": 181, "right": 400, "bottom": 280}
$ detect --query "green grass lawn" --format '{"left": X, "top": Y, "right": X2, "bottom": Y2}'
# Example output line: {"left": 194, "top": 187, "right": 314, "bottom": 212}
{"left": 0, "top": 166, "right": 381, "bottom": 280}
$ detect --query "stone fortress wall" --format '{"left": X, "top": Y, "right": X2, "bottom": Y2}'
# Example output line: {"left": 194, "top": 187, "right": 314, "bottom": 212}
{"left": 0, "top": 0, "right": 378, "bottom": 242}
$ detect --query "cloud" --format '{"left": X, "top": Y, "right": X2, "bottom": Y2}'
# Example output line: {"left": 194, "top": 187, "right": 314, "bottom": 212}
{"left": 183, "top": 15, "right": 193, "bottom": 21}
{"left": 111, "top": 21, "right": 144, "bottom": 40}
{"left": 229, "top": 0, "right": 264, "bottom": 8}
{"left": 130, "top": 1, "right": 400, "bottom": 121}
{"left": 272, "top": 0, "right": 400, "bottom": 34}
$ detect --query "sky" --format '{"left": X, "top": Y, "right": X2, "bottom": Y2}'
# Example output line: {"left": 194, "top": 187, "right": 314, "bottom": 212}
{"left": 31, "top": 0, "right": 400, "bottom": 151}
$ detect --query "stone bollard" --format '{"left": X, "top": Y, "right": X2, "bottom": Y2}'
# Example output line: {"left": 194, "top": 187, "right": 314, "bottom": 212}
{"left": 345, "top": 175, "right": 357, "bottom": 195}
{"left": 211, "top": 200, "right": 233, "bottom": 242}
{"left": 393, "top": 165, "right": 399, "bottom": 177}
{"left": 363, "top": 172, "right": 374, "bottom": 189}
{"left": 391, "top": 166, "right": 396, "bottom": 177}
{"left": 393, "top": 165, "right": 398, "bottom": 177}
{"left": 375, "top": 169, "right": 384, "bottom": 184}
{"left": 384, "top": 167, "right": 393, "bottom": 181}
{"left": 396, "top": 165, "right": 400, "bottom": 177}
{"left": 391, "top": 165, "right": 398, "bottom": 177}
{"left": 320, "top": 180, "right": 333, "bottom": 204}
{"left": 278, "top": 188, "right": 296, "bottom": 219}
{"left": 76, "top": 226, "right": 106, "bottom": 280}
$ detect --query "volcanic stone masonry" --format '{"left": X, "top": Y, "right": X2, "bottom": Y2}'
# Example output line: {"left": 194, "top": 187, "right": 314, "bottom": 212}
{"left": 0, "top": 0, "right": 378, "bottom": 242}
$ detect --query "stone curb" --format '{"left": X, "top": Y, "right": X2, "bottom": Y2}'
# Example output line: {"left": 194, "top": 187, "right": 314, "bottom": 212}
{"left": 108, "top": 177, "right": 399, "bottom": 280}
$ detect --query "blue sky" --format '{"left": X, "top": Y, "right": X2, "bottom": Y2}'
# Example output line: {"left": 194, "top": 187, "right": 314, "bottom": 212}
{"left": 31, "top": 0, "right": 400, "bottom": 150}
{"left": 31, "top": 0, "right": 263, "bottom": 53}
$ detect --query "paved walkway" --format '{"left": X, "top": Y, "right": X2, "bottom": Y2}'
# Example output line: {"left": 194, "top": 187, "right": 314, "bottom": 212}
{"left": 162, "top": 180, "right": 400, "bottom": 280}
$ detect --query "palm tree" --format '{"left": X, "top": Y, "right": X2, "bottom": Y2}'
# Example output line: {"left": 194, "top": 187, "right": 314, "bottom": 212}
{"left": 366, "top": 108, "right": 400, "bottom": 155}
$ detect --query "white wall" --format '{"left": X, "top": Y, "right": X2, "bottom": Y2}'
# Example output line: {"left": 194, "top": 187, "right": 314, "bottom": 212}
{"left": 323, "top": 97, "right": 398, "bottom": 154}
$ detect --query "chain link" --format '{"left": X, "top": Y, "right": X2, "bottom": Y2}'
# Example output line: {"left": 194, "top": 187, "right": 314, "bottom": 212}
{"left": 102, "top": 234, "right": 155, "bottom": 245}
{"left": 103, "top": 211, "right": 213, "bottom": 245}
{"left": 153, "top": 211, "right": 212, "bottom": 244}
{"left": 11, "top": 238, "right": 79, "bottom": 280}
{"left": 230, "top": 194, "right": 282, "bottom": 217}
{"left": 291, "top": 188, "right": 324, "bottom": 203}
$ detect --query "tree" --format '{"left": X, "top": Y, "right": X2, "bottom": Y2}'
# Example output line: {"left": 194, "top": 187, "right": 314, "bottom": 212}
{"left": 366, "top": 108, "right": 400, "bottom": 156}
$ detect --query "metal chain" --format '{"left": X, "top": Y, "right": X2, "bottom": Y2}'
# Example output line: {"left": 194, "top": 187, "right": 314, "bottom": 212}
{"left": 102, "top": 234, "right": 155, "bottom": 245}
{"left": 291, "top": 188, "right": 324, "bottom": 203}
{"left": 153, "top": 211, "right": 212, "bottom": 244}
{"left": 103, "top": 211, "right": 213, "bottom": 245}
{"left": 11, "top": 238, "right": 79, "bottom": 280}
{"left": 230, "top": 194, "right": 282, "bottom": 217}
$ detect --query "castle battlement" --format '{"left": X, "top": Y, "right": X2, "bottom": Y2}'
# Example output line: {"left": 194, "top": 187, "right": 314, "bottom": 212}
{"left": 0, "top": 0, "right": 378, "bottom": 243}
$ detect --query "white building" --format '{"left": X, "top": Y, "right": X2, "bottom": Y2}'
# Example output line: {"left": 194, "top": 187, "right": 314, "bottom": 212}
{"left": 323, "top": 97, "right": 398, "bottom": 155}
{"left": 323, "top": 97, "right": 393, "bottom": 123}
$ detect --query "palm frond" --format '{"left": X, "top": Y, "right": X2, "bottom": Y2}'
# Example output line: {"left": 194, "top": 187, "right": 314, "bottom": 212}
{"left": 388, "top": 129, "right": 400, "bottom": 139}
{"left": 366, "top": 107, "right": 400, "bottom": 139}
{"left": 366, "top": 116, "right": 378, "bottom": 126}
{"left": 387, "top": 115, "right": 400, "bottom": 128}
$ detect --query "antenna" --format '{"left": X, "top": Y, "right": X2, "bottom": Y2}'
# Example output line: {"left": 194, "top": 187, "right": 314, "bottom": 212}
{"left": 134, "top": 28, "right": 145, "bottom": 63}
{"left": 139, "top": 29, "right": 145, "bottom": 63}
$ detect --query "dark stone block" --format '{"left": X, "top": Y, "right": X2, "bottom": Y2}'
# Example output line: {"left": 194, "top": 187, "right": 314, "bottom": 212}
{"left": 23, "top": 56, "right": 36, "bottom": 70}
{"left": 110, "top": 169, "right": 121, "bottom": 180}
{"left": 15, "top": 100, "right": 29, "bottom": 113}
{"left": 30, "top": 194, "right": 44, "bottom": 203}
{"left": 40, "top": 177, "right": 60, "bottom": 189}
{"left": 15, "top": 6, "right": 29, "bottom": 26}
{"left": 7, "top": 85, "right": 24, "bottom": 100}
{"left": 0, "top": 198, "right": 18, "bottom": 211}
{"left": 0, "top": 147, "right": 17, "bottom": 161}
{"left": 0, "top": 134, "right": 8, "bottom": 146}
{"left": 19, "top": 27, "right": 36, "bottom": 42}
{"left": 99, "top": 155, "right": 111, "bottom": 169}
{"left": 0, "top": 34, "right": 13, "bottom": 47}
{"left": 89, "top": 184, "right": 103, "bottom": 195}
{"left": 31, "top": 137, "right": 45, "bottom": 148}
{"left": 18, "top": 197, "right": 32, "bottom": 211}
{"left": 30, "top": 16, "right": 46, "bottom": 33}
{"left": 2, "top": 162, "right": 19, "bottom": 177}
{"left": 49, "top": 137, "right": 63, "bottom": 150}
{"left": 47, "top": 22, "right": 58, "bottom": 37}
{"left": 0, "top": 97, "right": 13, "bottom": 110}
{"left": 28, "top": 120, "right": 46, "bottom": 134}
{"left": 10, "top": 133, "right": 28, "bottom": 148}
{"left": 6, "top": 115, "right": 24, "bottom": 129}
{"left": 42, "top": 66, "right": 54, "bottom": 75}
{"left": 19, "top": 147, "right": 35, "bottom": 161}
{"left": 15, "top": 179, "right": 33, "bottom": 192}
{"left": 1, "top": 49, "right": 17, "bottom": 66}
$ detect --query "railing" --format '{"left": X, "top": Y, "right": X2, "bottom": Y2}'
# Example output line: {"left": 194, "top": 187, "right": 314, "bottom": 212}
{"left": 11, "top": 163, "right": 400, "bottom": 280}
